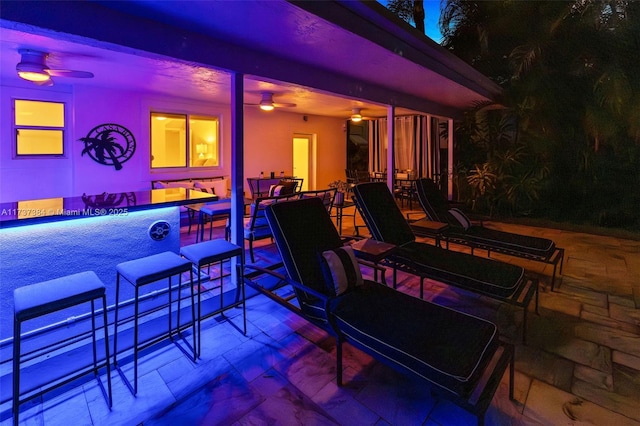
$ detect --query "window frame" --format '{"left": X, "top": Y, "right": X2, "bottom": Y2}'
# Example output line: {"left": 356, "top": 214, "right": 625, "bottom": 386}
{"left": 149, "top": 110, "right": 221, "bottom": 171}
{"left": 13, "top": 98, "right": 67, "bottom": 158}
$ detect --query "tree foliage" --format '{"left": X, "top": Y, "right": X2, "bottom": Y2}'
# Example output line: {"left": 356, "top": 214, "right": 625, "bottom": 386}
{"left": 387, "top": 0, "right": 425, "bottom": 32}
{"left": 442, "top": 0, "right": 640, "bottom": 228}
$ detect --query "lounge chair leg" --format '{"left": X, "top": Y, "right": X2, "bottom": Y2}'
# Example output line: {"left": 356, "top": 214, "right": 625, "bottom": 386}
{"left": 249, "top": 240, "right": 255, "bottom": 263}
{"left": 522, "top": 307, "right": 528, "bottom": 345}
{"left": 393, "top": 268, "right": 397, "bottom": 289}
{"left": 420, "top": 276, "right": 424, "bottom": 299}
{"left": 509, "top": 348, "right": 515, "bottom": 401}
{"left": 336, "top": 339, "right": 343, "bottom": 387}
{"left": 535, "top": 280, "right": 539, "bottom": 315}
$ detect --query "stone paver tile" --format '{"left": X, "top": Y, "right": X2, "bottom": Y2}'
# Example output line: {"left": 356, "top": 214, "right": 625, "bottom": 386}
{"left": 544, "top": 337, "right": 611, "bottom": 373}
{"left": 607, "top": 285, "right": 635, "bottom": 298}
{"left": 539, "top": 291, "right": 582, "bottom": 318}
{"left": 572, "top": 378, "right": 640, "bottom": 422}
{"left": 512, "top": 370, "right": 533, "bottom": 407}
{"left": 42, "top": 384, "right": 92, "bottom": 426}
{"left": 581, "top": 303, "right": 609, "bottom": 317}
{"left": 614, "top": 351, "right": 640, "bottom": 372}
{"left": 611, "top": 294, "right": 638, "bottom": 308}
{"left": 89, "top": 370, "right": 176, "bottom": 426}
{"left": 613, "top": 362, "right": 640, "bottom": 400}
{"left": 312, "top": 377, "right": 381, "bottom": 426}
{"left": 581, "top": 308, "right": 640, "bottom": 334}
{"left": 556, "top": 283, "right": 608, "bottom": 308}
{"left": 515, "top": 345, "right": 574, "bottom": 392}
{"left": 524, "top": 379, "right": 640, "bottom": 425}
{"left": 574, "top": 364, "right": 614, "bottom": 391}
{"left": 575, "top": 323, "right": 640, "bottom": 358}
{"left": 561, "top": 274, "right": 609, "bottom": 293}
{"left": 610, "top": 301, "right": 640, "bottom": 327}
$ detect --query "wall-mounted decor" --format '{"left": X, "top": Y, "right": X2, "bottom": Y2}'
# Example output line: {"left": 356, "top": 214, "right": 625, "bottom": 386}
{"left": 79, "top": 123, "right": 136, "bottom": 170}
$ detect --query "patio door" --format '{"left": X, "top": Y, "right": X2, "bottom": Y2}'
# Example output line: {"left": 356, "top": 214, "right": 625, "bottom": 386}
{"left": 293, "top": 134, "right": 312, "bottom": 191}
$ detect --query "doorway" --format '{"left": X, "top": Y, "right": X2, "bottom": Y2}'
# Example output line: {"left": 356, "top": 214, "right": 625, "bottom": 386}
{"left": 293, "top": 134, "right": 312, "bottom": 191}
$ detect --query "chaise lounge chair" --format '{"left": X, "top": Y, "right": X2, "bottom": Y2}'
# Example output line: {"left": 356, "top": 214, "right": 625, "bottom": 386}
{"left": 414, "top": 178, "right": 564, "bottom": 290}
{"left": 352, "top": 182, "right": 538, "bottom": 343}
{"left": 245, "top": 197, "right": 514, "bottom": 426}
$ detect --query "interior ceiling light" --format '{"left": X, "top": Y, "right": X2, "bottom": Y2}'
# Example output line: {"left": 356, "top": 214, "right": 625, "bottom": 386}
{"left": 16, "top": 49, "right": 93, "bottom": 86}
{"left": 259, "top": 92, "right": 275, "bottom": 111}
{"left": 351, "top": 108, "right": 363, "bottom": 122}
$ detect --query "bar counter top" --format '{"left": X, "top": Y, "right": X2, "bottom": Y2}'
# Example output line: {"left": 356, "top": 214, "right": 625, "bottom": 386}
{"left": 0, "top": 188, "right": 217, "bottom": 228}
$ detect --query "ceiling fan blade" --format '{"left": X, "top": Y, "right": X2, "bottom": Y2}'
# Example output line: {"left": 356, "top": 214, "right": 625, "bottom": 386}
{"left": 273, "top": 102, "right": 297, "bottom": 108}
{"left": 46, "top": 69, "right": 94, "bottom": 78}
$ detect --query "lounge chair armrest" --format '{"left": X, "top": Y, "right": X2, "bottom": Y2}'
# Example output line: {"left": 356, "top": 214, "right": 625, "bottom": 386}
{"left": 356, "top": 259, "right": 388, "bottom": 283}
{"left": 243, "top": 264, "right": 332, "bottom": 303}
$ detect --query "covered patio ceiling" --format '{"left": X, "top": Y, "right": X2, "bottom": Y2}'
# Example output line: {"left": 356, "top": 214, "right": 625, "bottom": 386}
{"left": 0, "top": 1, "right": 501, "bottom": 120}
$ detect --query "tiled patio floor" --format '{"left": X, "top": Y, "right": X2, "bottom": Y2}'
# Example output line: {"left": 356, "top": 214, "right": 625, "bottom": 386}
{"left": 2, "top": 207, "right": 639, "bottom": 425}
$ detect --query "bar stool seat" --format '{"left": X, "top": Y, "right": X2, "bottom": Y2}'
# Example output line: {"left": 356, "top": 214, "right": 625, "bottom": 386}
{"left": 116, "top": 251, "right": 193, "bottom": 286}
{"left": 113, "top": 251, "right": 194, "bottom": 396}
{"left": 13, "top": 271, "right": 112, "bottom": 426}
{"left": 197, "top": 201, "right": 232, "bottom": 242}
{"left": 180, "top": 239, "right": 246, "bottom": 356}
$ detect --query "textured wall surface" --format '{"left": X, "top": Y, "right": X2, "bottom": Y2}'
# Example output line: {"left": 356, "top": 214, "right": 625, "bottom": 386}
{"left": 0, "top": 207, "right": 179, "bottom": 341}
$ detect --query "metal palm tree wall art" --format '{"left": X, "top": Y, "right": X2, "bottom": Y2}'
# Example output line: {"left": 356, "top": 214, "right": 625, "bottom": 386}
{"left": 79, "top": 123, "right": 136, "bottom": 170}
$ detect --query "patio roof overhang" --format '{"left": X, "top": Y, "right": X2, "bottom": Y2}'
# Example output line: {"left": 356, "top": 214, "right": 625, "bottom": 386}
{"left": 0, "top": 0, "right": 502, "bottom": 119}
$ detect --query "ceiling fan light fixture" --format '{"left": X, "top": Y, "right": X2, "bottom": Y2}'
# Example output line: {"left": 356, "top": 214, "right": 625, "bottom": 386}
{"left": 351, "top": 108, "right": 363, "bottom": 122}
{"left": 18, "top": 70, "right": 51, "bottom": 83}
{"left": 259, "top": 92, "right": 275, "bottom": 111}
{"left": 16, "top": 50, "right": 50, "bottom": 82}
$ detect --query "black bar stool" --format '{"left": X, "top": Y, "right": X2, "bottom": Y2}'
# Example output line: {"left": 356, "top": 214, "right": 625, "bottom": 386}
{"left": 113, "top": 251, "right": 194, "bottom": 395}
{"left": 180, "top": 239, "right": 246, "bottom": 356}
{"left": 13, "top": 271, "right": 112, "bottom": 426}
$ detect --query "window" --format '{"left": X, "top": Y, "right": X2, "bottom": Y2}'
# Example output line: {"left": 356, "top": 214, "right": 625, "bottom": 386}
{"left": 14, "top": 99, "right": 65, "bottom": 155}
{"left": 150, "top": 112, "right": 219, "bottom": 169}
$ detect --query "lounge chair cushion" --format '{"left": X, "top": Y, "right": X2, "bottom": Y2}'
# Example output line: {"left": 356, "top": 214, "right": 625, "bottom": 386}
{"left": 332, "top": 281, "right": 499, "bottom": 397}
{"left": 395, "top": 242, "right": 525, "bottom": 297}
{"left": 321, "top": 246, "right": 364, "bottom": 296}
{"left": 352, "top": 182, "right": 526, "bottom": 298}
{"left": 450, "top": 227, "right": 556, "bottom": 259}
{"left": 415, "top": 178, "right": 557, "bottom": 260}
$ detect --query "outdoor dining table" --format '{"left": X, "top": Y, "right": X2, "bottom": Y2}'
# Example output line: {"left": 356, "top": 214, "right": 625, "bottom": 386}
{"left": 246, "top": 175, "right": 295, "bottom": 199}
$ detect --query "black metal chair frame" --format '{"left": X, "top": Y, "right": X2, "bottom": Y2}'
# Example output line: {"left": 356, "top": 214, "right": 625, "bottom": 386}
{"left": 243, "top": 198, "right": 515, "bottom": 426}
{"left": 414, "top": 178, "right": 565, "bottom": 290}
{"left": 352, "top": 182, "right": 539, "bottom": 344}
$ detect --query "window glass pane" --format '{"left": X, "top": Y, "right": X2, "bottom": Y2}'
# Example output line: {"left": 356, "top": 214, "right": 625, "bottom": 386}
{"left": 190, "top": 116, "right": 219, "bottom": 167}
{"left": 17, "top": 198, "right": 64, "bottom": 218}
{"left": 150, "top": 113, "right": 186, "bottom": 168}
{"left": 16, "top": 129, "right": 64, "bottom": 155}
{"left": 15, "top": 100, "right": 64, "bottom": 127}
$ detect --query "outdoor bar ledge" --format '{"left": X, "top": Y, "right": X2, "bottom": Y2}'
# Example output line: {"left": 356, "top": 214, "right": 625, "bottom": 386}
{"left": 0, "top": 188, "right": 216, "bottom": 343}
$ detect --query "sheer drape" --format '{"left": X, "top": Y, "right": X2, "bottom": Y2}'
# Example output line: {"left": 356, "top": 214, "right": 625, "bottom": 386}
{"left": 369, "top": 115, "right": 439, "bottom": 178}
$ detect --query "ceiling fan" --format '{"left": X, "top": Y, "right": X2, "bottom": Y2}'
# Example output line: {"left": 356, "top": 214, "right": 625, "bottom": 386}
{"left": 349, "top": 108, "right": 376, "bottom": 122}
{"left": 245, "top": 92, "right": 297, "bottom": 111}
{"left": 16, "top": 49, "right": 94, "bottom": 86}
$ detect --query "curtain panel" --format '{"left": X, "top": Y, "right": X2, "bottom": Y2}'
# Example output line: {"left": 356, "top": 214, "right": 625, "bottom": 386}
{"left": 368, "top": 115, "right": 443, "bottom": 180}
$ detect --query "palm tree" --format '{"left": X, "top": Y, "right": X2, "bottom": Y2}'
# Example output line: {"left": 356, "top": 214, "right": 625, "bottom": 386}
{"left": 386, "top": 0, "right": 425, "bottom": 33}
{"left": 442, "top": 0, "right": 640, "bottom": 226}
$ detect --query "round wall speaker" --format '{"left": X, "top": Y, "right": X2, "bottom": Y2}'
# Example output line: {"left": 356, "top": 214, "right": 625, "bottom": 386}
{"left": 148, "top": 220, "right": 171, "bottom": 241}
